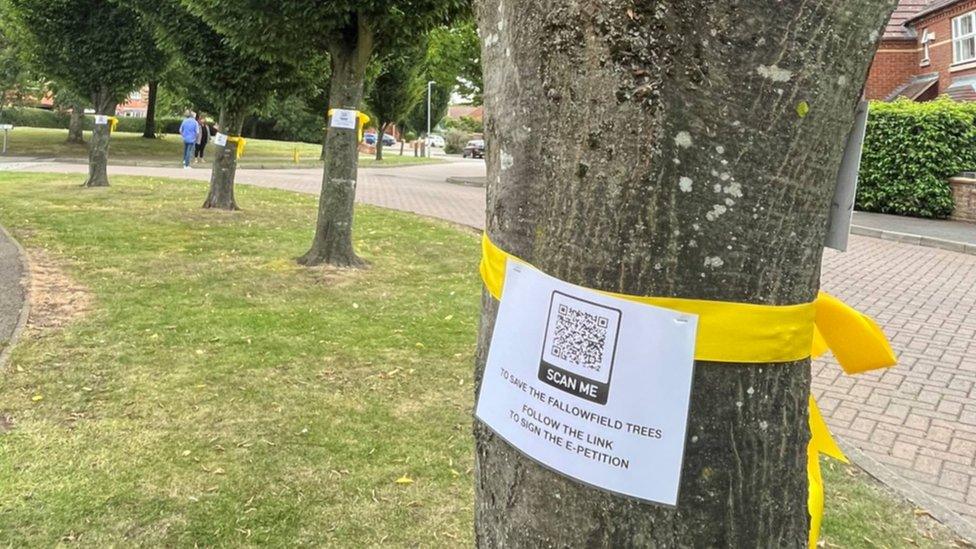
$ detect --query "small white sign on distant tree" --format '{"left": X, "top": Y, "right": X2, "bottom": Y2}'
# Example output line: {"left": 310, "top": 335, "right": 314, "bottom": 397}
{"left": 94, "top": 115, "right": 108, "bottom": 125}
{"left": 212, "top": 133, "right": 228, "bottom": 147}
{"left": 330, "top": 109, "right": 357, "bottom": 130}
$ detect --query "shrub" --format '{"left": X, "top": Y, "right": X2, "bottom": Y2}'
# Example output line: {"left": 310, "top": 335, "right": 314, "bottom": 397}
{"left": 443, "top": 114, "right": 483, "bottom": 133}
{"left": 857, "top": 98, "right": 976, "bottom": 218}
{"left": 0, "top": 107, "right": 70, "bottom": 128}
{"left": 445, "top": 129, "right": 469, "bottom": 154}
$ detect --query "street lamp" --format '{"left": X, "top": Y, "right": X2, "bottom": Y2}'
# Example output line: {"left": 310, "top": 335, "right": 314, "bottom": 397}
{"left": 426, "top": 80, "right": 435, "bottom": 157}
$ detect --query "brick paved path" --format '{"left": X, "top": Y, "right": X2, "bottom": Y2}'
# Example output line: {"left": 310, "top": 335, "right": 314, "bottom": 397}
{"left": 816, "top": 238, "right": 976, "bottom": 535}
{"left": 3, "top": 160, "right": 486, "bottom": 228}
{"left": 5, "top": 160, "right": 975, "bottom": 536}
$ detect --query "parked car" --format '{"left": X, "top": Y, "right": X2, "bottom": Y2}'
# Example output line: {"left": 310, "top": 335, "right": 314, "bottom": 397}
{"left": 426, "top": 134, "right": 445, "bottom": 148}
{"left": 462, "top": 139, "right": 485, "bottom": 159}
{"left": 363, "top": 133, "right": 397, "bottom": 146}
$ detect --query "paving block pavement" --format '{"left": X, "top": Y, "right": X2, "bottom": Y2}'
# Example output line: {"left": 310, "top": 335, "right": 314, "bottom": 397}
{"left": 815, "top": 236, "right": 976, "bottom": 537}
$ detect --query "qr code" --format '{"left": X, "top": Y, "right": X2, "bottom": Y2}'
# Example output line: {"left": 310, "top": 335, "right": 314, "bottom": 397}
{"left": 549, "top": 304, "right": 610, "bottom": 372}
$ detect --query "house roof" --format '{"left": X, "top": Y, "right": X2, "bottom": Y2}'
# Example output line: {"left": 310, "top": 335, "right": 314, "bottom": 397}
{"left": 885, "top": 72, "right": 940, "bottom": 100}
{"left": 946, "top": 75, "right": 976, "bottom": 100}
{"left": 886, "top": 0, "right": 931, "bottom": 39}
{"left": 904, "top": 0, "right": 967, "bottom": 27}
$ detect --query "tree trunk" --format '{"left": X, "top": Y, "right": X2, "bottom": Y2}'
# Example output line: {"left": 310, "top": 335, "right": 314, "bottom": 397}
{"left": 320, "top": 120, "right": 328, "bottom": 161}
{"left": 203, "top": 108, "right": 246, "bottom": 211}
{"left": 66, "top": 105, "right": 84, "bottom": 144}
{"left": 84, "top": 92, "right": 115, "bottom": 188}
{"left": 143, "top": 80, "right": 158, "bottom": 139}
{"left": 297, "top": 18, "right": 374, "bottom": 268}
{"left": 399, "top": 137, "right": 405, "bottom": 157}
{"left": 473, "top": 1, "right": 895, "bottom": 547}
{"left": 375, "top": 120, "right": 385, "bottom": 161}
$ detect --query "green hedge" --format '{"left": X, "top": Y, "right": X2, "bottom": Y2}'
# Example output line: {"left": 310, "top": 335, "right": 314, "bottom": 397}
{"left": 858, "top": 98, "right": 976, "bottom": 218}
{"left": 0, "top": 107, "right": 183, "bottom": 134}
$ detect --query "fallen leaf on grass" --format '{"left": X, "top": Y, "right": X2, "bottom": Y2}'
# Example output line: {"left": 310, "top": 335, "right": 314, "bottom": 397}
{"left": 395, "top": 475, "right": 414, "bottom": 485}
{"left": 31, "top": 395, "right": 43, "bottom": 402}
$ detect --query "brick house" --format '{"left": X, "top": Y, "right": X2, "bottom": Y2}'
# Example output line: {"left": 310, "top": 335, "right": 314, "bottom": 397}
{"left": 867, "top": 0, "right": 976, "bottom": 101}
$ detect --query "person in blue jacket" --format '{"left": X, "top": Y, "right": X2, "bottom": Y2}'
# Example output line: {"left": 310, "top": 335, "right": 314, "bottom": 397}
{"left": 179, "top": 110, "right": 199, "bottom": 169}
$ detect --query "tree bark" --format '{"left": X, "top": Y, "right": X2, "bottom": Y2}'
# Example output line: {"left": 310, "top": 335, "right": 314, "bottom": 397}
{"left": 375, "top": 120, "right": 385, "bottom": 161}
{"left": 474, "top": 1, "right": 895, "bottom": 547}
{"left": 297, "top": 17, "right": 374, "bottom": 268}
{"left": 66, "top": 105, "right": 84, "bottom": 144}
{"left": 320, "top": 120, "right": 328, "bottom": 161}
{"left": 203, "top": 107, "right": 246, "bottom": 211}
{"left": 84, "top": 91, "right": 115, "bottom": 188}
{"left": 143, "top": 80, "right": 158, "bottom": 139}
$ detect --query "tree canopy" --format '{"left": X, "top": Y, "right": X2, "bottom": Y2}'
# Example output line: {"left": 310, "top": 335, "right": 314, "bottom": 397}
{"left": 6, "top": 0, "right": 161, "bottom": 111}
{"left": 127, "top": 0, "right": 304, "bottom": 118}
{"left": 184, "top": 0, "right": 467, "bottom": 61}
{"left": 367, "top": 43, "right": 427, "bottom": 131}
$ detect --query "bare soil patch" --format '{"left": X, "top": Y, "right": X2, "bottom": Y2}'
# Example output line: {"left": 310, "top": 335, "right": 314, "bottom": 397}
{"left": 25, "top": 248, "right": 92, "bottom": 335}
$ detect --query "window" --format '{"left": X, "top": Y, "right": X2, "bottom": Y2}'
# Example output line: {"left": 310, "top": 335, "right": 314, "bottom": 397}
{"left": 129, "top": 90, "right": 142, "bottom": 100}
{"left": 953, "top": 12, "right": 976, "bottom": 64}
{"left": 921, "top": 29, "right": 934, "bottom": 66}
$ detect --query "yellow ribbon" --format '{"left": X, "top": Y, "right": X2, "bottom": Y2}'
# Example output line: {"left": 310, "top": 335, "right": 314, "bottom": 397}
{"left": 327, "top": 108, "right": 371, "bottom": 142}
{"left": 226, "top": 136, "right": 246, "bottom": 159}
{"left": 479, "top": 233, "right": 896, "bottom": 547}
{"left": 106, "top": 116, "right": 118, "bottom": 134}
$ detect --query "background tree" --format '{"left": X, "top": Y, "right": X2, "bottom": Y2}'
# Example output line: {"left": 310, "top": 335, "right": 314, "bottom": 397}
{"left": 366, "top": 43, "right": 427, "bottom": 161}
{"left": 142, "top": 80, "right": 159, "bottom": 139}
{"left": 128, "top": 0, "right": 304, "bottom": 210}
{"left": 473, "top": 1, "right": 896, "bottom": 546}
{"left": 0, "top": 13, "right": 43, "bottom": 121}
{"left": 51, "top": 87, "right": 88, "bottom": 144}
{"left": 188, "top": 0, "right": 467, "bottom": 267}
{"left": 403, "top": 21, "right": 480, "bottom": 138}
{"left": 428, "top": 20, "right": 482, "bottom": 103}
{"left": 6, "top": 0, "right": 161, "bottom": 186}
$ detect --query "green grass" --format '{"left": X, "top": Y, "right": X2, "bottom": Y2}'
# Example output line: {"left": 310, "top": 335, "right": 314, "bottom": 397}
{"left": 0, "top": 173, "right": 962, "bottom": 547}
{"left": 3, "top": 127, "right": 442, "bottom": 169}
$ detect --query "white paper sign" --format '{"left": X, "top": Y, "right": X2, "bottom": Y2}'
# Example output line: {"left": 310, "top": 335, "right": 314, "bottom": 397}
{"left": 475, "top": 261, "right": 698, "bottom": 505}
{"left": 212, "top": 132, "right": 228, "bottom": 147}
{"left": 94, "top": 115, "right": 108, "bottom": 125}
{"left": 330, "top": 109, "right": 357, "bottom": 130}
{"left": 0, "top": 124, "right": 12, "bottom": 131}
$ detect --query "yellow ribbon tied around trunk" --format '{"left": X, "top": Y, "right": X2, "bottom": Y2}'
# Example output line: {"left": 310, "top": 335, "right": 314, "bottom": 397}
{"left": 479, "top": 234, "right": 896, "bottom": 548}
{"left": 226, "top": 136, "right": 246, "bottom": 159}
{"left": 106, "top": 116, "right": 118, "bottom": 133}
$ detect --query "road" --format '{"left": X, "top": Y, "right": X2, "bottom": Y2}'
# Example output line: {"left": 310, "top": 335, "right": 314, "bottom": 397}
{"left": 2, "top": 157, "right": 975, "bottom": 539}
{"left": 2, "top": 158, "right": 487, "bottom": 229}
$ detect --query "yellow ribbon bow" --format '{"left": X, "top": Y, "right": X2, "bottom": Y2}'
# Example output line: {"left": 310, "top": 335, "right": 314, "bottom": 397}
{"left": 226, "top": 136, "right": 246, "bottom": 159}
{"left": 106, "top": 116, "right": 118, "bottom": 134}
{"left": 479, "top": 234, "right": 896, "bottom": 548}
{"left": 327, "top": 108, "right": 371, "bottom": 142}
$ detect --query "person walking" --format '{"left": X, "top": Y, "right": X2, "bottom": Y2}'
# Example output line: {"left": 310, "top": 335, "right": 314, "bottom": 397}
{"left": 179, "top": 110, "right": 198, "bottom": 169}
{"left": 194, "top": 113, "right": 211, "bottom": 164}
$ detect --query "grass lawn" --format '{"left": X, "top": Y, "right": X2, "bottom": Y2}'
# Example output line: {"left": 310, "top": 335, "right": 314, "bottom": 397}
{"left": 0, "top": 173, "right": 962, "bottom": 547}
{"left": 3, "top": 127, "right": 442, "bottom": 169}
